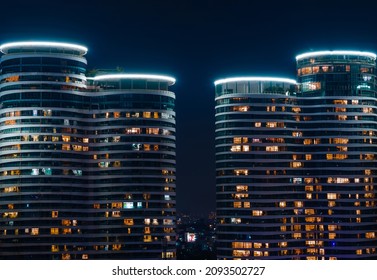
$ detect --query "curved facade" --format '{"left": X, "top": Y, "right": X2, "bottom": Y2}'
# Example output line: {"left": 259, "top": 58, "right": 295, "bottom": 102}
{"left": 215, "top": 51, "right": 377, "bottom": 260}
{"left": 215, "top": 77, "right": 299, "bottom": 259}
{"left": 295, "top": 51, "right": 377, "bottom": 259}
{"left": 86, "top": 74, "right": 177, "bottom": 260}
{"left": 0, "top": 42, "right": 176, "bottom": 259}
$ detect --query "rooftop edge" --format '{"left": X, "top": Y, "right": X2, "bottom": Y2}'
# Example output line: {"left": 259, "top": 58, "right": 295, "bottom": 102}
{"left": 214, "top": 77, "right": 297, "bottom": 86}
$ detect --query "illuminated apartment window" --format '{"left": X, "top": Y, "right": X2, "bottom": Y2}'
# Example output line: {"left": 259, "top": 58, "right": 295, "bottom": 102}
{"left": 356, "top": 249, "right": 363, "bottom": 255}
{"left": 305, "top": 154, "right": 312, "bottom": 160}
{"left": 293, "top": 233, "right": 302, "bottom": 239}
{"left": 144, "top": 235, "right": 152, "bottom": 242}
{"left": 144, "top": 227, "right": 151, "bottom": 234}
{"left": 266, "top": 122, "right": 277, "bottom": 128}
{"left": 123, "top": 219, "right": 134, "bottom": 226}
{"left": 266, "top": 145, "right": 278, "bottom": 152}
{"left": 231, "top": 218, "right": 242, "bottom": 224}
{"left": 51, "top": 228, "right": 59, "bottom": 235}
{"left": 305, "top": 209, "right": 315, "bottom": 215}
{"left": 112, "top": 211, "right": 121, "bottom": 217}
{"left": 233, "top": 137, "right": 242, "bottom": 144}
{"left": 328, "top": 225, "right": 337, "bottom": 231}
{"left": 294, "top": 201, "right": 303, "bottom": 207}
{"left": 280, "top": 226, "right": 287, "bottom": 232}
{"left": 292, "top": 107, "right": 301, "bottom": 113}
{"left": 230, "top": 145, "right": 241, "bottom": 152}
{"left": 279, "top": 201, "right": 286, "bottom": 208}
{"left": 303, "top": 139, "right": 312, "bottom": 145}
{"left": 62, "top": 144, "right": 71, "bottom": 151}
{"left": 327, "top": 193, "right": 337, "bottom": 199}
{"left": 255, "top": 122, "right": 261, "bottom": 127}
{"left": 62, "top": 219, "right": 71, "bottom": 226}
{"left": 112, "top": 244, "right": 122, "bottom": 251}
{"left": 252, "top": 210, "right": 263, "bottom": 216}
{"left": 62, "top": 228, "right": 72, "bottom": 234}
{"left": 294, "top": 225, "right": 302, "bottom": 231}
{"left": 233, "top": 106, "right": 249, "bottom": 112}
{"left": 31, "top": 228, "right": 39, "bottom": 235}
{"left": 243, "top": 202, "right": 250, "bottom": 208}
{"left": 333, "top": 138, "right": 349, "bottom": 144}
{"left": 152, "top": 219, "right": 159, "bottom": 225}
{"left": 233, "top": 202, "right": 242, "bottom": 208}
{"left": 51, "top": 245, "right": 59, "bottom": 252}
{"left": 306, "top": 193, "right": 312, "bottom": 199}
{"left": 291, "top": 162, "right": 302, "bottom": 168}
{"left": 163, "top": 219, "right": 173, "bottom": 225}
{"left": 144, "top": 218, "right": 151, "bottom": 225}
{"left": 62, "top": 135, "right": 70, "bottom": 142}
{"left": 236, "top": 185, "right": 248, "bottom": 192}
{"left": 232, "top": 250, "right": 250, "bottom": 257}
{"left": 292, "top": 131, "right": 302, "bottom": 137}
{"left": 126, "top": 128, "right": 141, "bottom": 134}
{"left": 62, "top": 254, "right": 71, "bottom": 260}
{"left": 234, "top": 169, "right": 248, "bottom": 176}
{"left": 52, "top": 211, "right": 58, "bottom": 218}
{"left": 329, "top": 233, "right": 336, "bottom": 239}
{"left": 366, "top": 232, "right": 375, "bottom": 238}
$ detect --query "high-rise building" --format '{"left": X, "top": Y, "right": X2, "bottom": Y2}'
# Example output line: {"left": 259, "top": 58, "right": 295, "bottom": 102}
{"left": 0, "top": 41, "right": 176, "bottom": 259}
{"left": 295, "top": 51, "right": 377, "bottom": 259}
{"left": 214, "top": 77, "right": 299, "bottom": 259}
{"left": 215, "top": 50, "right": 377, "bottom": 260}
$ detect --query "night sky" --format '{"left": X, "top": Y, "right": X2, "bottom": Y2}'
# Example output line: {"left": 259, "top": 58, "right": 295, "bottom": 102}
{"left": 2, "top": 0, "right": 377, "bottom": 216}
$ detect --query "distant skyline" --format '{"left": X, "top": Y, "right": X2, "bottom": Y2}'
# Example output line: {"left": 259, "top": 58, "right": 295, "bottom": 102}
{"left": 1, "top": 0, "right": 377, "bottom": 215}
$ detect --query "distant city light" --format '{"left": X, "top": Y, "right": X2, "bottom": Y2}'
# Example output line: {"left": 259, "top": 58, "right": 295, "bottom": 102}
{"left": 214, "top": 77, "right": 297, "bottom": 86}
{"left": 93, "top": 74, "right": 176, "bottom": 85}
{"left": 0, "top": 41, "right": 88, "bottom": 55}
{"left": 295, "top": 50, "right": 377, "bottom": 60}
{"left": 186, "top": 232, "right": 197, "bottom": 242}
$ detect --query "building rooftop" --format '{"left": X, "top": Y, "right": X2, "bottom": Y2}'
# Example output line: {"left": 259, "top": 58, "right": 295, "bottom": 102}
{"left": 296, "top": 50, "right": 376, "bottom": 60}
{"left": 0, "top": 41, "right": 88, "bottom": 55}
{"left": 214, "top": 77, "right": 297, "bottom": 86}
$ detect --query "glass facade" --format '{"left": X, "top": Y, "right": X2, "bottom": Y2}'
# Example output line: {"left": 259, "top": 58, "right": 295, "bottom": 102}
{"left": 0, "top": 42, "right": 176, "bottom": 259}
{"left": 215, "top": 78, "right": 300, "bottom": 259}
{"left": 216, "top": 52, "right": 377, "bottom": 260}
{"left": 295, "top": 51, "right": 377, "bottom": 259}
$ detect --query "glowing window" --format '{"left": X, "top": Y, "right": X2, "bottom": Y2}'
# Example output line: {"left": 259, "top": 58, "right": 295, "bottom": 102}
{"left": 233, "top": 202, "right": 242, "bottom": 208}
{"left": 236, "top": 185, "right": 248, "bottom": 192}
{"left": 232, "top": 250, "right": 250, "bottom": 257}
{"left": 230, "top": 145, "right": 241, "bottom": 152}
{"left": 327, "top": 193, "right": 337, "bottom": 200}
{"left": 266, "top": 122, "right": 277, "bottom": 128}
{"left": 252, "top": 210, "right": 263, "bottom": 216}
{"left": 143, "top": 235, "right": 152, "bottom": 242}
{"left": 234, "top": 169, "right": 248, "bottom": 176}
{"left": 266, "top": 145, "right": 278, "bottom": 152}
{"left": 303, "top": 139, "right": 312, "bottom": 145}
{"left": 366, "top": 232, "right": 375, "bottom": 238}
{"left": 123, "top": 202, "right": 134, "bottom": 209}
{"left": 231, "top": 218, "right": 242, "bottom": 224}
{"left": 126, "top": 128, "right": 141, "bottom": 134}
